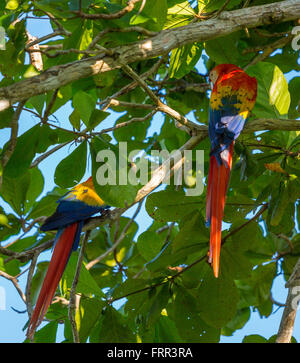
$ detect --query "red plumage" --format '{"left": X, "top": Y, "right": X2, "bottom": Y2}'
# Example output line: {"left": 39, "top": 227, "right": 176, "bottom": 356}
{"left": 206, "top": 64, "right": 257, "bottom": 277}
{"left": 27, "top": 224, "right": 78, "bottom": 339}
{"left": 26, "top": 177, "right": 109, "bottom": 339}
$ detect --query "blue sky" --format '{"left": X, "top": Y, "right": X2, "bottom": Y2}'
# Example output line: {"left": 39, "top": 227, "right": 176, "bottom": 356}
{"left": 0, "top": 13, "right": 299, "bottom": 343}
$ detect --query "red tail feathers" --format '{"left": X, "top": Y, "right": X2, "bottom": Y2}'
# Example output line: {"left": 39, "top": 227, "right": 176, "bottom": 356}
{"left": 206, "top": 144, "right": 233, "bottom": 278}
{"left": 27, "top": 223, "right": 78, "bottom": 339}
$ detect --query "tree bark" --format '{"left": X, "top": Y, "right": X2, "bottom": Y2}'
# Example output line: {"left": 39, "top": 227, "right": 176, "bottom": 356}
{"left": 0, "top": 0, "right": 300, "bottom": 111}
{"left": 276, "top": 258, "right": 300, "bottom": 343}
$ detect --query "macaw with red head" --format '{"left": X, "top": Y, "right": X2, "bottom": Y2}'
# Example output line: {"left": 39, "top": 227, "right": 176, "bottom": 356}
{"left": 206, "top": 64, "right": 257, "bottom": 277}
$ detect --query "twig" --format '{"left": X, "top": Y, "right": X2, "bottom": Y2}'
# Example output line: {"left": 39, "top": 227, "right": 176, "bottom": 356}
{"left": 110, "top": 203, "right": 270, "bottom": 303}
{"left": 120, "top": 62, "right": 162, "bottom": 106}
{"left": 99, "top": 56, "right": 166, "bottom": 110}
{"left": 118, "top": 62, "right": 203, "bottom": 133}
{"left": 34, "top": 7, "right": 70, "bottom": 33}
{"left": 212, "top": 0, "right": 231, "bottom": 18}
{"left": 87, "top": 26, "right": 157, "bottom": 52}
{"left": 25, "top": 251, "right": 39, "bottom": 320}
{"left": 0, "top": 239, "right": 54, "bottom": 264}
{"left": 244, "top": 34, "right": 292, "bottom": 69}
{"left": 73, "top": 0, "right": 141, "bottom": 20}
{"left": 42, "top": 89, "right": 58, "bottom": 123}
{"left": 68, "top": 230, "right": 91, "bottom": 343}
{"left": 29, "top": 47, "right": 101, "bottom": 58}
{"left": 94, "top": 109, "right": 157, "bottom": 135}
{"left": 26, "top": 31, "right": 43, "bottom": 71}
{"left": 100, "top": 99, "right": 155, "bottom": 110}
{"left": 1, "top": 100, "right": 25, "bottom": 168}
{"left": 0, "top": 270, "right": 26, "bottom": 303}
{"left": 133, "top": 222, "right": 175, "bottom": 279}
{"left": 221, "top": 203, "right": 268, "bottom": 245}
{"left": 25, "top": 30, "right": 71, "bottom": 50}
{"left": 85, "top": 201, "right": 143, "bottom": 270}
{"left": 30, "top": 142, "right": 71, "bottom": 168}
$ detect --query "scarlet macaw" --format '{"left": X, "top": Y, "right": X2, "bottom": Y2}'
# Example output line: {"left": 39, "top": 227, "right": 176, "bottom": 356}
{"left": 206, "top": 64, "right": 257, "bottom": 278}
{"left": 27, "top": 177, "right": 109, "bottom": 339}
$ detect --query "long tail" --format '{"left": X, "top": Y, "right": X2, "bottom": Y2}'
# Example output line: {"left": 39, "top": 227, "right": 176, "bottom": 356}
{"left": 206, "top": 144, "right": 234, "bottom": 278}
{"left": 27, "top": 222, "right": 81, "bottom": 339}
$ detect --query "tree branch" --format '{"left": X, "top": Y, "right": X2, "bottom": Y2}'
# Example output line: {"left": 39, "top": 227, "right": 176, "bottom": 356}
{"left": 68, "top": 230, "right": 91, "bottom": 343}
{"left": 1, "top": 0, "right": 299, "bottom": 111}
{"left": 85, "top": 201, "right": 143, "bottom": 270}
{"left": 276, "top": 258, "right": 300, "bottom": 343}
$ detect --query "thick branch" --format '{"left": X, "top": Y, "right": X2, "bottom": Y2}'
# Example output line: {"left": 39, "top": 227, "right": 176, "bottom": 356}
{"left": 276, "top": 258, "right": 300, "bottom": 343}
{"left": 153, "top": 117, "right": 300, "bottom": 138}
{"left": 0, "top": 0, "right": 299, "bottom": 110}
{"left": 82, "top": 133, "right": 205, "bottom": 231}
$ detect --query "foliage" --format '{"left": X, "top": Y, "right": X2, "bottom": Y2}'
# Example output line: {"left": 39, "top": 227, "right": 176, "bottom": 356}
{"left": 0, "top": 0, "right": 299, "bottom": 343}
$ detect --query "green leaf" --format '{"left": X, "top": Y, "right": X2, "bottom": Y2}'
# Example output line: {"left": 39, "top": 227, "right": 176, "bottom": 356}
{"left": 243, "top": 263, "right": 276, "bottom": 317}
{"left": 2, "top": 124, "right": 41, "bottom": 178}
{"left": 198, "top": 0, "right": 241, "bottom": 13}
{"left": 79, "top": 20, "right": 93, "bottom": 51}
{"left": 5, "top": 0, "right": 19, "bottom": 10}
{"left": 172, "top": 211, "right": 209, "bottom": 253}
{"left": 54, "top": 141, "right": 87, "bottom": 188}
{"left": 146, "top": 284, "right": 170, "bottom": 327}
{"left": 46, "top": 85, "right": 72, "bottom": 115}
{"left": 247, "top": 62, "right": 291, "bottom": 118}
{"left": 91, "top": 306, "right": 136, "bottom": 343}
{"left": 130, "top": 0, "right": 167, "bottom": 31}
{"left": 269, "top": 65, "right": 290, "bottom": 115}
{"left": 195, "top": 270, "right": 239, "bottom": 328}
{"left": 24, "top": 167, "right": 45, "bottom": 214}
{"left": 168, "top": 286, "right": 220, "bottom": 342}
{"left": 1, "top": 171, "right": 30, "bottom": 215}
{"left": 90, "top": 137, "right": 139, "bottom": 208}
{"left": 69, "top": 108, "right": 81, "bottom": 130}
{"left": 0, "top": 107, "right": 14, "bottom": 129}
{"left": 30, "top": 321, "right": 58, "bottom": 343}
{"left": 75, "top": 298, "right": 105, "bottom": 343}
{"left": 62, "top": 253, "right": 105, "bottom": 298}
{"left": 288, "top": 76, "right": 300, "bottom": 119}
{"left": 165, "top": 0, "right": 195, "bottom": 29}
{"left": 243, "top": 334, "right": 268, "bottom": 343}
{"left": 30, "top": 261, "right": 49, "bottom": 305}
{"left": 137, "top": 230, "right": 165, "bottom": 261}
{"left": 145, "top": 190, "right": 201, "bottom": 222}
{"left": 0, "top": 213, "right": 10, "bottom": 228}
{"left": 268, "top": 45, "right": 300, "bottom": 73}
{"left": 0, "top": 211, "right": 20, "bottom": 243}
{"left": 154, "top": 315, "right": 182, "bottom": 343}
{"left": 169, "top": 42, "right": 203, "bottom": 79}
{"left": 27, "top": 187, "right": 66, "bottom": 219}
{"left": 205, "top": 32, "right": 251, "bottom": 67}
{"left": 88, "top": 109, "right": 110, "bottom": 130}
{"left": 222, "top": 308, "right": 251, "bottom": 336}
{"left": 26, "top": 94, "right": 45, "bottom": 115}
{"left": 73, "top": 90, "right": 96, "bottom": 125}
{"left": 270, "top": 181, "right": 289, "bottom": 226}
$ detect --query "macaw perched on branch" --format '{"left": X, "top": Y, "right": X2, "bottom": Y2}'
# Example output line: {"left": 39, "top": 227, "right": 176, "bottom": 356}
{"left": 206, "top": 64, "right": 257, "bottom": 278}
{"left": 27, "top": 177, "right": 109, "bottom": 339}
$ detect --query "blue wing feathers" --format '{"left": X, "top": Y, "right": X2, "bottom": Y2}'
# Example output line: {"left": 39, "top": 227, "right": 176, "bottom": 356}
{"left": 209, "top": 105, "right": 247, "bottom": 165}
{"left": 41, "top": 200, "right": 110, "bottom": 231}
